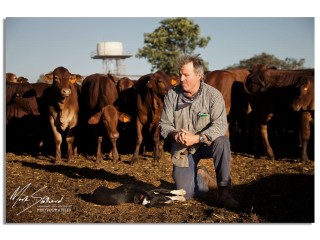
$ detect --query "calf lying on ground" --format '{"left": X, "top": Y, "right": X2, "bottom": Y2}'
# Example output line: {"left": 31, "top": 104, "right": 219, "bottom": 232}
{"left": 77, "top": 185, "right": 186, "bottom": 208}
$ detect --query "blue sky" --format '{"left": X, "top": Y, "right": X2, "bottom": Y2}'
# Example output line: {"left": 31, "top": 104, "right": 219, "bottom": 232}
{"left": 5, "top": 17, "right": 314, "bottom": 82}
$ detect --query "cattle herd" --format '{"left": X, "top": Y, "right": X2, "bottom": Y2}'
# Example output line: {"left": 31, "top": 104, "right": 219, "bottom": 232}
{"left": 6, "top": 65, "right": 314, "bottom": 165}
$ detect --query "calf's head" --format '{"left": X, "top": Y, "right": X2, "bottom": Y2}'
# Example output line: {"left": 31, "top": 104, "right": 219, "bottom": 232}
{"left": 88, "top": 105, "right": 131, "bottom": 139}
{"left": 292, "top": 77, "right": 314, "bottom": 111}
{"left": 52, "top": 66, "right": 73, "bottom": 99}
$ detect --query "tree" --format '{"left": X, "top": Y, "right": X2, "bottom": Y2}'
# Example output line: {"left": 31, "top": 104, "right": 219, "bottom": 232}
{"left": 136, "top": 18, "right": 211, "bottom": 75}
{"left": 226, "top": 52, "right": 305, "bottom": 70}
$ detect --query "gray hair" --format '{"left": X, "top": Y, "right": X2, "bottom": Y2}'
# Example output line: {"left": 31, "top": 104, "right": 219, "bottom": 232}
{"left": 177, "top": 55, "right": 205, "bottom": 79}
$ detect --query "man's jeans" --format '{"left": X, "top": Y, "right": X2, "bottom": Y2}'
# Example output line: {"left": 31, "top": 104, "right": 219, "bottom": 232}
{"left": 172, "top": 136, "right": 231, "bottom": 199}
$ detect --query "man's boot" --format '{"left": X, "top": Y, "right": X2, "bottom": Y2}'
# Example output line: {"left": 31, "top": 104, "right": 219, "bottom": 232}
{"left": 217, "top": 186, "right": 239, "bottom": 209}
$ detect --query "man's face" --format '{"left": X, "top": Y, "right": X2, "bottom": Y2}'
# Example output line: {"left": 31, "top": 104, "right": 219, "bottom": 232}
{"left": 179, "top": 62, "right": 201, "bottom": 96}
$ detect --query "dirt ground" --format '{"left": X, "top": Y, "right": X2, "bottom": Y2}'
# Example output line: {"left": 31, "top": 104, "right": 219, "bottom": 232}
{"left": 5, "top": 150, "right": 314, "bottom": 223}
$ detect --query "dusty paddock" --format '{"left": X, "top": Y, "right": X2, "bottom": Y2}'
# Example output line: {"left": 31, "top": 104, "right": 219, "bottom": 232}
{"left": 5, "top": 151, "right": 314, "bottom": 223}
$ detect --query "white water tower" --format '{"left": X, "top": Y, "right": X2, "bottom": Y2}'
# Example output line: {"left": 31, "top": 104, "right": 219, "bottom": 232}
{"left": 91, "top": 42, "right": 132, "bottom": 76}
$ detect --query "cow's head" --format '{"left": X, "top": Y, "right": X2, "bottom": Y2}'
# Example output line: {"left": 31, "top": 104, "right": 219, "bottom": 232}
{"left": 292, "top": 77, "right": 314, "bottom": 111}
{"left": 11, "top": 83, "right": 39, "bottom": 116}
{"left": 244, "top": 65, "right": 269, "bottom": 94}
{"left": 6, "top": 73, "right": 17, "bottom": 83}
{"left": 88, "top": 105, "right": 131, "bottom": 139}
{"left": 52, "top": 66, "right": 74, "bottom": 99}
{"left": 147, "top": 71, "right": 172, "bottom": 96}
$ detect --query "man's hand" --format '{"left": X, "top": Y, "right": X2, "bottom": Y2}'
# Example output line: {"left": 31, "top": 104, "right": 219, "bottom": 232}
{"left": 175, "top": 129, "right": 200, "bottom": 147}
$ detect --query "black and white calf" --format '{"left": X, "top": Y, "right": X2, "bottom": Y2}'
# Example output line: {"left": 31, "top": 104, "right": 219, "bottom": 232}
{"left": 77, "top": 185, "right": 186, "bottom": 208}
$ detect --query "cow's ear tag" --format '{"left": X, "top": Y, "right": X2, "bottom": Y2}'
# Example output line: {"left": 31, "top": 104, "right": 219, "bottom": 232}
{"left": 69, "top": 77, "right": 77, "bottom": 84}
{"left": 123, "top": 116, "right": 130, "bottom": 123}
{"left": 119, "top": 113, "right": 131, "bottom": 123}
{"left": 171, "top": 79, "right": 177, "bottom": 86}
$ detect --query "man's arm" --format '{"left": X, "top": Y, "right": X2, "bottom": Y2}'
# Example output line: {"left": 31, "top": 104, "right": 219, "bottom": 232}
{"left": 201, "top": 89, "right": 228, "bottom": 142}
{"left": 159, "top": 90, "right": 177, "bottom": 138}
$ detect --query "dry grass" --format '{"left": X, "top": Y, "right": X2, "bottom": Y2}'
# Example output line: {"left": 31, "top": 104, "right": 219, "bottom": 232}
{"left": 6, "top": 151, "right": 314, "bottom": 223}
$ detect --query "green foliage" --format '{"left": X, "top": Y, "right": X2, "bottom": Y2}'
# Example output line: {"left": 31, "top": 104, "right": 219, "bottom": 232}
{"left": 226, "top": 52, "right": 305, "bottom": 70}
{"left": 136, "top": 18, "right": 211, "bottom": 75}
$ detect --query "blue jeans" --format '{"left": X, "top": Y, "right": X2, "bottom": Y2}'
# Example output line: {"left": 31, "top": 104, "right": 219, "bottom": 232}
{"left": 172, "top": 136, "right": 231, "bottom": 199}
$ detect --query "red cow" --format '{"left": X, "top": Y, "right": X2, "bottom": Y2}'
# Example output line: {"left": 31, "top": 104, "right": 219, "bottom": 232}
{"left": 6, "top": 82, "right": 40, "bottom": 154}
{"left": 244, "top": 65, "right": 314, "bottom": 161}
{"left": 115, "top": 77, "right": 138, "bottom": 154}
{"left": 204, "top": 68, "right": 251, "bottom": 150}
{"left": 6, "top": 82, "right": 39, "bottom": 123}
{"left": 131, "top": 71, "right": 172, "bottom": 164}
{"left": 244, "top": 65, "right": 314, "bottom": 93}
{"left": 205, "top": 68, "right": 250, "bottom": 119}
{"left": 30, "top": 82, "right": 54, "bottom": 155}
{"left": 46, "top": 66, "right": 79, "bottom": 163}
{"left": 291, "top": 77, "right": 314, "bottom": 162}
{"left": 80, "top": 74, "right": 131, "bottom": 162}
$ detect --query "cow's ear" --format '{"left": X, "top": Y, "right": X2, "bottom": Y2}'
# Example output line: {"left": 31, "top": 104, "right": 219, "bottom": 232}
{"left": 146, "top": 77, "right": 155, "bottom": 88}
{"left": 146, "top": 74, "right": 156, "bottom": 88}
{"left": 88, "top": 111, "right": 102, "bottom": 124}
{"left": 118, "top": 112, "right": 131, "bottom": 123}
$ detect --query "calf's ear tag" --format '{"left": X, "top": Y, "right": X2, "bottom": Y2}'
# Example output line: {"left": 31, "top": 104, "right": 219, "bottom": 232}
{"left": 69, "top": 78, "right": 77, "bottom": 84}
{"left": 119, "top": 113, "right": 131, "bottom": 123}
{"left": 123, "top": 116, "right": 130, "bottom": 123}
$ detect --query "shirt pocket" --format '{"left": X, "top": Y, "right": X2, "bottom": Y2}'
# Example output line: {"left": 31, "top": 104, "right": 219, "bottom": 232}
{"left": 192, "top": 111, "right": 210, "bottom": 132}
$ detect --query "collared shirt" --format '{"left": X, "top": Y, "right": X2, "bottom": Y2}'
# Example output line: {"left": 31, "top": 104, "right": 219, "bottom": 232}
{"left": 159, "top": 81, "right": 228, "bottom": 167}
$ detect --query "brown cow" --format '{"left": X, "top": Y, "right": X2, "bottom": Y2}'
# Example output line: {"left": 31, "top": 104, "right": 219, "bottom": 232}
{"left": 131, "top": 71, "right": 172, "bottom": 164}
{"left": 244, "top": 65, "right": 314, "bottom": 161}
{"left": 6, "top": 82, "right": 39, "bottom": 123}
{"left": 80, "top": 74, "right": 131, "bottom": 162}
{"left": 205, "top": 68, "right": 250, "bottom": 118}
{"left": 291, "top": 77, "right": 314, "bottom": 162}
{"left": 292, "top": 77, "right": 314, "bottom": 112}
{"left": 6, "top": 82, "right": 40, "bottom": 154}
{"left": 30, "top": 82, "right": 54, "bottom": 155}
{"left": 46, "top": 66, "right": 79, "bottom": 163}
{"left": 204, "top": 68, "right": 251, "bottom": 151}
{"left": 244, "top": 65, "right": 314, "bottom": 94}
